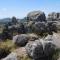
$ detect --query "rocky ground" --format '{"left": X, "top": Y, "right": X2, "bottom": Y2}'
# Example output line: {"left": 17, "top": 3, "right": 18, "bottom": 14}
{"left": 0, "top": 10, "right": 60, "bottom": 60}
{"left": 14, "top": 32, "right": 60, "bottom": 60}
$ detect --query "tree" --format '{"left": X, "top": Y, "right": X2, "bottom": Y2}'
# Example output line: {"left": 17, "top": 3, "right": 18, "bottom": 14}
{"left": 17, "top": 23, "right": 26, "bottom": 34}
{"left": 12, "top": 16, "right": 17, "bottom": 25}
{"left": 2, "top": 24, "right": 13, "bottom": 40}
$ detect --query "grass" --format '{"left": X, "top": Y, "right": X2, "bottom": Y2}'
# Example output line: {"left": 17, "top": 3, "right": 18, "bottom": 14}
{"left": 52, "top": 48, "right": 60, "bottom": 60}
{"left": 17, "top": 55, "right": 32, "bottom": 60}
{"left": 0, "top": 39, "right": 17, "bottom": 52}
{"left": 0, "top": 39, "right": 32, "bottom": 60}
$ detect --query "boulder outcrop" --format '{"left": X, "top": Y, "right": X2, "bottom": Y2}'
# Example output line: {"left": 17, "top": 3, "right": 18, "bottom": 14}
{"left": 27, "top": 11, "right": 46, "bottom": 22}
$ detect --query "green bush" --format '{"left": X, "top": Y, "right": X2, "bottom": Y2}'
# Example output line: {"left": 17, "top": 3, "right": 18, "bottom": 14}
{"left": 52, "top": 48, "right": 60, "bottom": 60}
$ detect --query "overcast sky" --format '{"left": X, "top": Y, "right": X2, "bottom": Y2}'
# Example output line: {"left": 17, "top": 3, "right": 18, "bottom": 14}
{"left": 0, "top": 0, "right": 60, "bottom": 18}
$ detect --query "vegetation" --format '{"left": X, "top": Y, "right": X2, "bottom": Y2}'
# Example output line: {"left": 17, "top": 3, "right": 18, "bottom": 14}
{"left": 17, "top": 55, "right": 32, "bottom": 60}
{"left": 0, "top": 40, "right": 17, "bottom": 52}
{"left": 12, "top": 16, "right": 18, "bottom": 25}
{"left": 0, "top": 40, "right": 15, "bottom": 59}
{"left": 52, "top": 49, "right": 60, "bottom": 60}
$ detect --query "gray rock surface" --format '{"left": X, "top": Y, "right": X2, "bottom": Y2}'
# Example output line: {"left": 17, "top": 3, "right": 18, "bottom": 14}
{"left": 13, "top": 34, "right": 38, "bottom": 46}
{"left": 45, "top": 33, "right": 60, "bottom": 48}
{"left": 13, "top": 34, "right": 29, "bottom": 47}
{"left": 25, "top": 38, "right": 56, "bottom": 60}
{"left": 47, "top": 12, "right": 60, "bottom": 21}
{"left": 27, "top": 11, "right": 46, "bottom": 22}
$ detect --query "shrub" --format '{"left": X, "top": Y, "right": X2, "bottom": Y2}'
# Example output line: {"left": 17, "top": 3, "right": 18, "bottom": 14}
{"left": 0, "top": 40, "right": 17, "bottom": 59}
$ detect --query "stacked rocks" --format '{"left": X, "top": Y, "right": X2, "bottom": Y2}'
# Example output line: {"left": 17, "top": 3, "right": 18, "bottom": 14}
{"left": 25, "top": 11, "right": 57, "bottom": 34}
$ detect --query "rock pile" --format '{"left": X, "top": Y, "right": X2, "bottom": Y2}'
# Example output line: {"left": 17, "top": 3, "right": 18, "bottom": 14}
{"left": 25, "top": 11, "right": 57, "bottom": 34}
{"left": 25, "top": 37, "right": 56, "bottom": 60}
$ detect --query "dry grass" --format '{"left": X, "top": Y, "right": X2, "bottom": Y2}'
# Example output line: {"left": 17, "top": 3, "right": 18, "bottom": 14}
{"left": 0, "top": 39, "right": 17, "bottom": 52}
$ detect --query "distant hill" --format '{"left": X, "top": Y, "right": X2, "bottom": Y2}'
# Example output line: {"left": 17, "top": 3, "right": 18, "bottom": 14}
{"left": 0, "top": 17, "right": 27, "bottom": 24}
{"left": 19, "top": 17, "right": 27, "bottom": 23}
{"left": 0, "top": 18, "right": 11, "bottom": 24}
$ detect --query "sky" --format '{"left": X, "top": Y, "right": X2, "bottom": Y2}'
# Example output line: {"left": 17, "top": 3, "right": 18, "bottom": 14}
{"left": 0, "top": 0, "right": 60, "bottom": 18}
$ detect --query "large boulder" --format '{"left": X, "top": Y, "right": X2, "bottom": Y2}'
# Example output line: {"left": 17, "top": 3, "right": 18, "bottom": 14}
{"left": 27, "top": 11, "right": 46, "bottom": 22}
{"left": 13, "top": 34, "right": 38, "bottom": 46}
{"left": 47, "top": 12, "right": 60, "bottom": 21}
{"left": 13, "top": 34, "right": 29, "bottom": 47}
{"left": 25, "top": 40, "right": 42, "bottom": 58}
{"left": 25, "top": 38, "right": 56, "bottom": 60}
{"left": 47, "top": 12, "right": 57, "bottom": 21}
